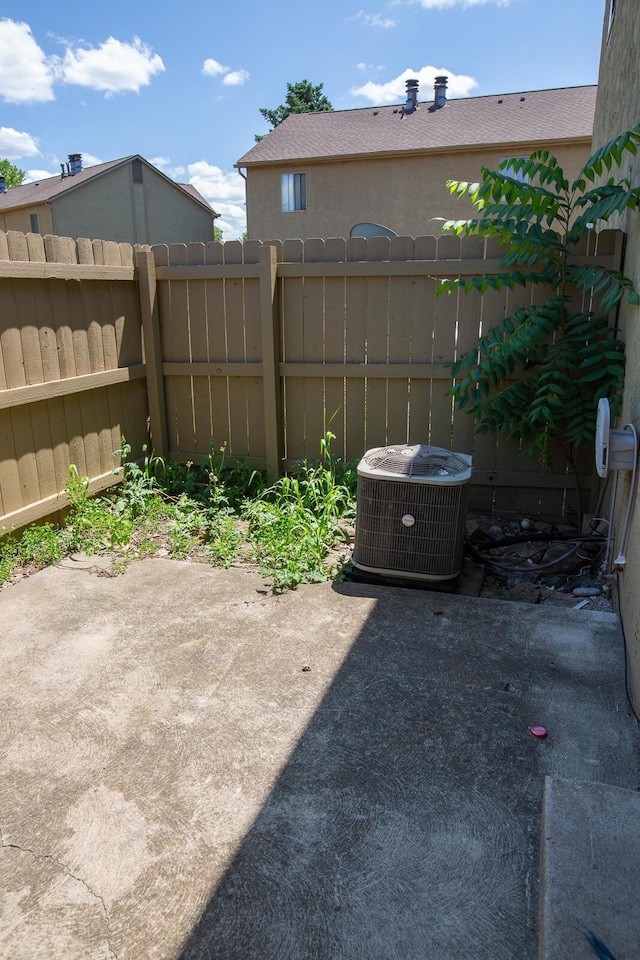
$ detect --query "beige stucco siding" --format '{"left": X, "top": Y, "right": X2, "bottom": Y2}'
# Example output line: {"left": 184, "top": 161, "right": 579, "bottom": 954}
{"left": 52, "top": 165, "right": 136, "bottom": 242}
{"left": 592, "top": 0, "right": 640, "bottom": 710}
{"left": 245, "top": 142, "right": 590, "bottom": 241}
{"left": 143, "top": 166, "right": 214, "bottom": 244}
{"left": 51, "top": 163, "right": 213, "bottom": 244}
{"left": 0, "top": 202, "right": 53, "bottom": 235}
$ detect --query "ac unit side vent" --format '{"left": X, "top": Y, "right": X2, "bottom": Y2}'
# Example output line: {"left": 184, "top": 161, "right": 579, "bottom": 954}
{"left": 354, "top": 474, "right": 470, "bottom": 580}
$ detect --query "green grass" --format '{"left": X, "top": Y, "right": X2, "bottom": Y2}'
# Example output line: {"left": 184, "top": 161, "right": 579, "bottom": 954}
{"left": 0, "top": 433, "right": 356, "bottom": 592}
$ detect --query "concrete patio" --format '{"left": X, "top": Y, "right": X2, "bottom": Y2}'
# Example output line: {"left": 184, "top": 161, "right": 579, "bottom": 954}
{"left": 0, "top": 557, "right": 638, "bottom": 959}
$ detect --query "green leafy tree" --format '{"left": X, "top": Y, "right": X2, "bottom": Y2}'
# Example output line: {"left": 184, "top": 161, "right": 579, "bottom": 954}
{"left": 255, "top": 80, "right": 333, "bottom": 141}
{"left": 0, "top": 159, "right": 25, "bottom": 188}
{"left": 438, "top": 126, "right": 640, "bottom": 494}
{"left": 213, "top": 225, "right": 224, "bottom": 243}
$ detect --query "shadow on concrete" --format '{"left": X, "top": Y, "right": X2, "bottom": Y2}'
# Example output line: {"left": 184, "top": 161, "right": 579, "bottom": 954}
{"left": 178, "top": 582, "right": 638, "bottom": 960}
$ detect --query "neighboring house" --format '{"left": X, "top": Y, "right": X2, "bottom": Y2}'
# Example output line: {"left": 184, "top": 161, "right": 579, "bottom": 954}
{"left": 591, "top": 0, "right": 640, "bottom": 710}
{"left": 0, "top": 154, "right": 218, "bottom": 245}
{"left": 236, "top": 79, "right": 596, "bottom": 241}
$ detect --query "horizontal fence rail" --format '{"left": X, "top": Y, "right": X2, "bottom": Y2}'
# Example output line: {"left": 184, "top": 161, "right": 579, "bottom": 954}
{"left": 0, "top": 228, "right": 623, "bottom": 530}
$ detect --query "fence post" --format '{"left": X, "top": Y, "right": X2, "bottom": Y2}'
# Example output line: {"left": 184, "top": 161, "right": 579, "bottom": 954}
{"left": 136, "top": 248, "right": 168, "bottom": 459}
{"left": 259, "top": 244, "right": 283, "bottom": 479}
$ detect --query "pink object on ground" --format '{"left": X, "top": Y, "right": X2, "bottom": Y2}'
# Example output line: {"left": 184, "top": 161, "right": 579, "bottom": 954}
{"left": 530, "top": 725, "right": 548, "bottom": 738}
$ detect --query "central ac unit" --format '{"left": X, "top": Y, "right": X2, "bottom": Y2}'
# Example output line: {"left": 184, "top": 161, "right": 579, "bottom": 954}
{"left": 353, "top": 444, "right": 472, "bottom": 581}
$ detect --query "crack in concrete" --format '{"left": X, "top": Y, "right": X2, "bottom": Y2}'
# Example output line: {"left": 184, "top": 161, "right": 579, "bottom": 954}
{"left": 0, "top": 827, "right": 117, "bottom": 960}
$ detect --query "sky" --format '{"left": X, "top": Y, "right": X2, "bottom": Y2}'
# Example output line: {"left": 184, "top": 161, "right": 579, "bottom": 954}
{"left": 1, "top": 0, "right": 608, "bottom": 239}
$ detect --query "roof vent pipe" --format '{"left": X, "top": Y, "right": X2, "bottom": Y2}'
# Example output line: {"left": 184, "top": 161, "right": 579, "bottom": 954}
{"left": 68, "top": 154, "right": 83, "bottom": 175}
{"left": 404, "top": 78, "right": 419, "bottom": 115}
{"left": 0, "top": 175, "right": 6, "bottom": 194}
{"left": 434, "top": 75, "right": 448, "bottom": 109}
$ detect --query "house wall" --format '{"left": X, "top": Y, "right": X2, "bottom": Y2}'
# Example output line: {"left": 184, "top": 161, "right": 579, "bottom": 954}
{"left": 592, "top": 0, "right": 640, "bottom": 711}
{"left": 143, "top": 169, "right": 214, "bottom": 244}
{"left": 245, "top": 141, "right": 590, "bottom": 240}
{"left": 0, "top": 202, "right": 54, "bottom": 235}
{"left": 51, "top": 162, "right": 214, "bottom": 244}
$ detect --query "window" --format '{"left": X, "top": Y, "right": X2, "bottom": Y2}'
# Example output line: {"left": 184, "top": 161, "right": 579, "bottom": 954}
{"left": 500, "top": 159, "right": 530, "bottom": 184}
{"left": 29, "top": 212, "right": 40, "bottom": 233}
{"left": 281, "top": 173, "right": 306, "bottom": 212}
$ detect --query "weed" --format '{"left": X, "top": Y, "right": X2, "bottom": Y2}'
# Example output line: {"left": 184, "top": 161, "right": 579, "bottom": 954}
{"left": 138, "top": 538, "right": 159, "bottom": 557}
{"left": 0, "top": 522, "right": 62, "bottom": 586}
{"left": 18, "top": 523, "right": 63, "bottom": 568}
{"left": 207, "top": 515, "right": 242, "bottom": 567}
{"left": 205, "top": 443, "right": 266, "bottom": 511}
{"left": 113, "top": 439, "right": 165, "bottom": 519}
{"left": 1, "top": 432, "right": 356, "bottom": 592}
{"left": 60, "top": 473, "right": 133, "bottom": 555}
{"left": 244, "top": 431, "right": 356, "bottom": 589}
{"left": 168, "top": 495, "right": 210, "bottom": 559}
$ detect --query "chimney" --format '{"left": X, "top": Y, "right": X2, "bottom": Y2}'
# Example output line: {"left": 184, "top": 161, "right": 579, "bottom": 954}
{"left": 434, "top": 75, "right": 448, "bottom": 109}
{"left": 68, "top": 153, "right": 83, "bottom": 176}
{"left": 0, "top": 175, "right": 6, "bottom": 194}
{"left": 404, "top": 78, "right": 419, "bottom": 115}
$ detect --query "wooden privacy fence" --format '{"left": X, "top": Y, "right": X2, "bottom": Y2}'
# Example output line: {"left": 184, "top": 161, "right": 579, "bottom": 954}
{"left": 0, "top": 228, "right": 623, "bottom": 531}
{"left": 0, "top": 231, "right": 149, "bottom": 531}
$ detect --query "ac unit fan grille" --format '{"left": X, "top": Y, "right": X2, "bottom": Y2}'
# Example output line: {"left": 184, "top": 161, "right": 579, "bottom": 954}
{"left": 362, "top": 444, "right": 470, "bottom": 478}
{"left": 354, "top": 475, "right": 469, "bottom": 579}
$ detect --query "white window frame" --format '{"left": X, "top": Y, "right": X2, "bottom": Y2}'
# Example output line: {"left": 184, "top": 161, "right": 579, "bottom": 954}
{"left": 281, "top": 172, "right": 306, "bottom": 212}
{"left": 29, "top": 212, "right": 40, "bottom": 234}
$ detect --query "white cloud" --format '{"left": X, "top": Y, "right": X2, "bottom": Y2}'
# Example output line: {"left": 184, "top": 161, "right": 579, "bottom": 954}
{"left": 61, "top": 36, "right": 165, "bottom": 95}
{"left": 222, "top": 69, "right": 249, "bottom": 86}
{"left": 351, "top": 65, "right": 478, "bottom": 103}
{"left": 186, "top": 161, "right": 246, "bottom": 239}
{"left": 0, "top": 20, "right": 55, "bottom": 103}
{"left": 80, "top": 152, "right": 103, "bottom": 167}
{"left": 0, "top": 21, "right": 165, "bottom": 103}
{"left": 202, "top": 58, "right": 229, "bottom": 77}
{"left": 25, "top": 168, "right": 59, "bottom": 182}
{"left": 214, "top": 219, "right": 239, "bottom": 238}
{"left": 0, "top": 127, "right": 39, "bottom": 159}
{"left": 356, "top": 61, "right": 384, "bottom": 72}
{"left": 150, "top": 156, "right": 186, "bottom": 178}
{"left": 410, "top": 0, "right": 511, "bottom": 7}
{"left": 202, "top": 58, "right": 249, "bottom": 88}
{"left": 348, "top": 10, "right": 397, "bottom": 27}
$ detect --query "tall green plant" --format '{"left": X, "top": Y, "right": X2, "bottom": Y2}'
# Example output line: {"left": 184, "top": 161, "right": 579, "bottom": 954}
{"left": 438, "top": 125, "right": 640, "bottom": 471}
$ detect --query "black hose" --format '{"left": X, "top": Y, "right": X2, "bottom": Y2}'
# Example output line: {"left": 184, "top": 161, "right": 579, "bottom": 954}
{"left": 470, "top": 532, "right": 606, "bottom": 551}
{"left": 466, "top": 532, "right": 606, "bottom": 574}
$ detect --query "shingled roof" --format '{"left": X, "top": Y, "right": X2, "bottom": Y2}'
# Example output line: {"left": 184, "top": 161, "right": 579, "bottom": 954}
{"left": 0, "top": 155, "right": 217, "bottom": 216}
{"left": 237, "top": 85, "right": 596, "bottom": 167}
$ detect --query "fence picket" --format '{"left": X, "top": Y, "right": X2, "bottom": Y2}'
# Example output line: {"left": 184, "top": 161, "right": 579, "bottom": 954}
{"left": 281, "top": 239, "right": 305, "bottom": 461}
{"left": 323, "top": 238, "right": 347, "bottom": 459}
{"left": 185, "top": 243, "right": 212, "bottom": 456}
{"left": 223, "top": 239, "right": 250, "bottom": 459}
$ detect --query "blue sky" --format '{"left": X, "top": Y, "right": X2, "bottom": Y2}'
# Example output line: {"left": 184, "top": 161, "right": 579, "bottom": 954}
{"left": 1, "top": 0, "right": 607, "bottom": 238}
